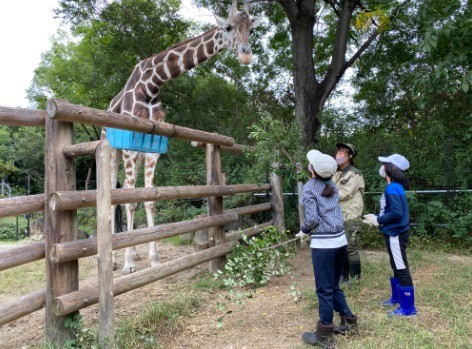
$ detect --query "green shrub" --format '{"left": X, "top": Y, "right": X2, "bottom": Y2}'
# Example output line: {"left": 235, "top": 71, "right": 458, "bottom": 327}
{"left": 215, "top": 226, "right": 295, "bottom": 289}
{"left": 0, "top": 216, "right": 27, "bottom": 240}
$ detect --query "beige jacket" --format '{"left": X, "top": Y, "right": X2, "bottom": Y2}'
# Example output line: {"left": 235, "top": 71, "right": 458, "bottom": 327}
{"left": 333, "top": 165, "right": 365, "bottom": 221}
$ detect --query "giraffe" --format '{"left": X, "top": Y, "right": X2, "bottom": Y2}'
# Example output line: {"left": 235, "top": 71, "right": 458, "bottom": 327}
{"left": 103, "top": 0, "right": 263, "bottom": 274}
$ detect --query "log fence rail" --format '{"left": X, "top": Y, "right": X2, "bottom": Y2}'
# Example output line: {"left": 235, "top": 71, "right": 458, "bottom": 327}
{"left": 0, "top": 100, "right": 285, "bottom": 347}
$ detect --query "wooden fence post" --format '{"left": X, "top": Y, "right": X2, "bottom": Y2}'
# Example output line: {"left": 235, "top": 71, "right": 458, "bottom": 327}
{"left": 270, "top": 164, "right": 285, "bottom": 232}
{"left": 296, "top": 162, "right": 306, "bottom": 246}
{"left": 206, "top": 144, "right": 225, "bottom": 272}
{"left": 44, "top": 110, "right": 78, "bottom": 346}
{"left": 96, "top": 140, "right": 114, "bottom": 346}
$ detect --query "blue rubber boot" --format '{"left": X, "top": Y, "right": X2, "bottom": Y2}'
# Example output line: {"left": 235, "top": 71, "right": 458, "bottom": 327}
{"left": 388, "top": 286, "right": 417, "bottom": 317}
{"left": 382, "top": 277, "right": 399, "bottom": 307}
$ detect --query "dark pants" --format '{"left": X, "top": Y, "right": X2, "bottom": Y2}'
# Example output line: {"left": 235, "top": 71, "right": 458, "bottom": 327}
{"left": 311, "top": 246, "right": 353, "bottom": 325}
{"left": 384, "top": 231, "right": 413, "bottom": 286}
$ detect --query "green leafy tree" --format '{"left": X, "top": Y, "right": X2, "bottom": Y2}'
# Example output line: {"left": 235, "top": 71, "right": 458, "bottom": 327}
{"left": 197, "top": 0, "right": 413, "bottom": 145}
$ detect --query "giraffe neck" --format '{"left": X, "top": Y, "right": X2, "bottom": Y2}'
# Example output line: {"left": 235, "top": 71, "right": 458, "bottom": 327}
{"left": 144, "top": 27, "right": 225, "bottom": 88}
{"left": 108, "top": 27, "right": 226, "bottom": 118}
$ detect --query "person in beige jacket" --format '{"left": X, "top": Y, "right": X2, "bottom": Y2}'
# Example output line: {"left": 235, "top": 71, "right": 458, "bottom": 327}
{"left": 333, "top": 142, "right": 365, "bottom": 282}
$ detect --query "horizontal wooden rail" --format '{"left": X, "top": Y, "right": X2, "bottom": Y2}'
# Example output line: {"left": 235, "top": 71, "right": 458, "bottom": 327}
{"left": 63, "top": 141, "right": 101, "bottom": 158}
{"left": 226, "top": 202, "right": 272, "bottom": 216}
{"left": 50, "top": 213, "right": 238, "bottom": 264}
{"left": 191, "top": 141, "right": 252, "bottom": 154}
{"left": 0, "top": 288, "right": 46, "bottom": 326}
{"left": 225, "top": 222, "right": 272, "bottom": 242}
{"left": 0, "top": 194, "right": 45, "bottom": 219}
{"left": 0, "top": 107, "right": 45, "bottom": 127}
{"left": 46, "top": 99, "right": 234, "bottom": 147}
{"left": 196, "top": 221, "right": 272, "bottom": 250}
{"left": 0, "top": 241, "right": 45, "bottom": 271}
{"left": 49, "top": 184, "right": 271, "bottom": 211}
{"left": 52, "top": 242, "right": 235, "bottom": 316}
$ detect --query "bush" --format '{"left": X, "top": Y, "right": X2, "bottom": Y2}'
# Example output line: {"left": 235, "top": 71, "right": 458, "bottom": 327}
{"left": 215, "top": 226, "right": 295, "bottom": 289}
{"left": 0, "top": 216, "right": 27, "bottom": 240}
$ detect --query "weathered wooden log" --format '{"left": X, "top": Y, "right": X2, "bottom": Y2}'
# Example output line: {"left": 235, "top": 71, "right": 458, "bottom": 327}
{"left": 226, "top": 202, "right": 272, "bottom": 216}
{"left": 270, "top": 166, "right": 285, "bottom": 232}
{"left": 0, "top": 106, "right": 45, "bottom": 127}
{"left": 44, "top": 116, "right": 78, "bottom": 345}
{"left": 63, "top": 141, "right": 101, "bottom": 158}
{"left": 48, "top": 183, "right": 271, "bottom": 211}
{"left": 95, "top": 141, "right": 114, "bottom": 343}
{"left": 225, "top": 222, "right": 272, "bottom": 241}
{"left": 0, "top": 288, "right": 46, "bottom": 326}
{"left": 0, "top": 194, "right": 44, "bottom": 219}
{"left": 0, "top": 241, "right": 45, "bottom": 271}
{"left": 50, "top": 213, "right": 238, "bottom": 264}
{"left": 46, "top": 99, "right": 234, "bottom": 147}
{"left": 52, "top": 242, "right": 235, "bottom": 316}
{"left": 191, "top": 141, "right": 251, "bottom": 154}
{"left": 206, "top": 144, "right": 225, "bottom": 272}
{"left": 196, "top": 221, "right": 272, "bottom": 250}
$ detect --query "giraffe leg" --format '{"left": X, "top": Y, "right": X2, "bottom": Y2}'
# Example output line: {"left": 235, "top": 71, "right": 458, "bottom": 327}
{"left": 144, "top": 152, "right": 160, "bottom": 267}
{"left": 122, "top": 150, "right": 140, "bottom": 275}
{"left": 109, "top": 147, "right": 121, "bottom": 271}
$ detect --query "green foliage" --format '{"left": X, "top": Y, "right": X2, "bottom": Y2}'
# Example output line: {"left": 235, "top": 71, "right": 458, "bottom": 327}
{"left": 215, "top": 226, "right": 295, "bottom": 289}
{"left": 247, "top": 114, "right": 304, "bottom": 179}
{"left": 63, "top": 313, "right": 100, "bottom": 349}
{"left": 289, "top": 281, "right": 303, "bottom": 303}
{"left": 0, "top": 216, "right": 27, "bottom": 240}
{"left": 409, "top": 194, "right": 472, "bottom": 244}
{"left": 29, "top": 0, "right": 191, "bottom": 109}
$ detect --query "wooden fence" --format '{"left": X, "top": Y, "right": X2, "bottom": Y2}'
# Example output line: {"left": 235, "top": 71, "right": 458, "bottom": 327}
{"left": 0, "top": 101, "right": 285, "bottom": 346}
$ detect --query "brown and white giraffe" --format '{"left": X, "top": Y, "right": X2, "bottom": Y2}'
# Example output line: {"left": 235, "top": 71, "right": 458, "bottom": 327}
{"left": 103, "top": 0, "right": 263, "bottom": 274}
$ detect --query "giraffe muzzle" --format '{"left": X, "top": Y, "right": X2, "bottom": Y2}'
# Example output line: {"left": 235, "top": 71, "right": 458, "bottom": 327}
{"left": 239, "top": 53, "right": 253, "bottom": 65}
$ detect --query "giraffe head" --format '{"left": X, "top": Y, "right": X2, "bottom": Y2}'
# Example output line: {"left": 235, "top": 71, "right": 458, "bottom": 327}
{"left": 214, "top": 0, "right": 263, "bottom": 65}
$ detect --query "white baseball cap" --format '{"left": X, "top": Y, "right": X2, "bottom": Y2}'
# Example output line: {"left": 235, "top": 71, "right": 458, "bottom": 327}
{"left": 378, "top": 154, "right": 410, "bottom": 171}
{"left": 307, "top": 150, "right": 337, "bottom": 179}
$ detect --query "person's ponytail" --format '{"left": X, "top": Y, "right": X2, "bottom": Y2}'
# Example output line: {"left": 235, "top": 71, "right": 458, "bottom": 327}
{"left": 321, "top": 182, "right": 335, "bottom": 197}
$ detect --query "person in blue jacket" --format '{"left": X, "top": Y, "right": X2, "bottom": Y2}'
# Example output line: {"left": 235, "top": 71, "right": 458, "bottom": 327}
{"left": 363, "top": 154, "right": 417, "bottom": 317}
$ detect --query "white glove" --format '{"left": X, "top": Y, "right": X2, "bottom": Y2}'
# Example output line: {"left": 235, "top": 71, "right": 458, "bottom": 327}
{"left": 363, "top": 214, "right": 379, "bottom": 227}
{"left": 295, "top": 230, "right": 310, "bottom": 242}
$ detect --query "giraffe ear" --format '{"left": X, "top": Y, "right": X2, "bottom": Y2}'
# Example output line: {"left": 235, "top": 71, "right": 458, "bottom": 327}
{"left": 251, "top": 17, "right": 264, "bottom": 29}
{"left": 214, "top": 15, "right": 229, "bottom": 29}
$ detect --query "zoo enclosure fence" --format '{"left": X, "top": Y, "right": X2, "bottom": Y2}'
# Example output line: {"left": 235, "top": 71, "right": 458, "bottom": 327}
{"left": 0, "top": 101, "right": 285, "bottom": 347}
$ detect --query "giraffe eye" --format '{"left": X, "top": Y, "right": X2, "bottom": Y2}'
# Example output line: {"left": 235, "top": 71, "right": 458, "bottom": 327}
{"left": 226, "top": 25, "right": 232, "bottom": 32}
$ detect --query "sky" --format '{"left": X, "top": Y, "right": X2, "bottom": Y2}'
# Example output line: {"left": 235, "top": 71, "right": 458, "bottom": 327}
{"left": 0, "top": 0, "right": 213, "bottom": 109}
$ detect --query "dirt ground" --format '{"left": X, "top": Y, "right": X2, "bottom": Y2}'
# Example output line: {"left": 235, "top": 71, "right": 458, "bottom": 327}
{"left": 1, "top": 240, "right": 321, "bottom": 349}
{"left": 2, "top": 241, "right": 464, "bottom": 349}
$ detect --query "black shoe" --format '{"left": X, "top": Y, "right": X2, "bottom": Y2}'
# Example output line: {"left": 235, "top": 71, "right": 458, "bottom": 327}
{"left": 302, "top": 321, "right": 334, "bottom": 348}
{"left": 349, "top": 261, "right": 361, "bottom": 281}
{"left": 333, "top": 315, "right": 358, "bottom": 336}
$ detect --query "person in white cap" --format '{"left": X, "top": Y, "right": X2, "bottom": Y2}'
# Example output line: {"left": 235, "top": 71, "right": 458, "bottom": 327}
{"left": 296, "top": 150, "right": 357, "bottom": 347}
{"left": 363, "top": 154, "right": 417, "bottom": 317}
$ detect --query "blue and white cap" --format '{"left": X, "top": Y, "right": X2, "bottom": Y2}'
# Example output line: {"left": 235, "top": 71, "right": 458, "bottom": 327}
{"left": 378, "top": 154, "right": 410, "bottom": 171}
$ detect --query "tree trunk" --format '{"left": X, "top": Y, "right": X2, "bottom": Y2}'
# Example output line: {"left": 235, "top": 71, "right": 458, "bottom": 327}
{"left": 279, "top": 0, "right": 359, "bottom": 146}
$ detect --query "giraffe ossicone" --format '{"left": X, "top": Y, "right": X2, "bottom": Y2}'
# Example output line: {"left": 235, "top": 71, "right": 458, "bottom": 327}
{"left": 104, "top": 0, "right": 263, "bottom": 275}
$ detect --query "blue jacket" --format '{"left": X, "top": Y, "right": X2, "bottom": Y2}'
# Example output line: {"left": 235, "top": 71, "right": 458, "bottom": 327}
{"left": 377, "top": 182, "right": 410, "bottom": 236}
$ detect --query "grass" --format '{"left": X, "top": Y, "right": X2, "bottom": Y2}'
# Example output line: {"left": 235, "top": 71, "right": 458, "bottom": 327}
{"left": 115, "top": 292, "right": 203, "bottom": 348}
{"left": 1, "top": 239, "right": 471, "bottom": 348}
{"left": 302, "top": 250, "right": 472, "bottom": 349}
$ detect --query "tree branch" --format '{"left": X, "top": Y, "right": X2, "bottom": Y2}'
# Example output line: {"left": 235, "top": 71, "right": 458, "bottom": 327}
{"left": 345, "top": 0, "right": 413, "bottom": 70}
